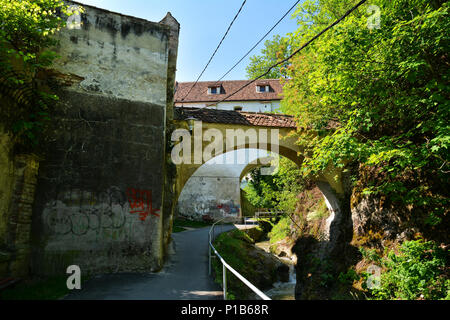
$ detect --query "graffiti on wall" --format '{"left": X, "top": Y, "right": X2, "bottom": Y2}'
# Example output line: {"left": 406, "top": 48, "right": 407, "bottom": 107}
{"left": 126, "top": 188, "right": 160, "bottom": 221}
{"left": 44, "top": 187, "right": 129, "bottom": 237}
{"left": 45, "top": 204, "right": 126, "bottom": 236}
{"left": 193, "top": 202, "right": 210, "bottom": 216}
{"left": 43, "top": 186, "right": 159, "bottom": 247}
{"left": 178, "top": 193, "right": 240, "bottom": 220}
{"left": 217, "top": 200, "right": 240, "bottom": 216}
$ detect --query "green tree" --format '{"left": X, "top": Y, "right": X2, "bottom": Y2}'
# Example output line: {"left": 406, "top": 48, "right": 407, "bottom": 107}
{"left": 278, "top": 0, "right": 449, "bottom": 227}
{"left": 246, "top": 35, "right": 292, "bottom": 80}
{"left": 0, "top": 0, "right": 77, "bottom": 148}
{"left": 243, "top": 168, "right": 279, "bottom": 209}
{"left": 243, "top": 157, "right": 304, "bottom": 213}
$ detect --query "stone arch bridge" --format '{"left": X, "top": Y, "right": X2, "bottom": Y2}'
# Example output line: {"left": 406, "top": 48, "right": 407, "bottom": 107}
{"left": 171, "top": 107, "right": 350, "bottom": 265}
{"left": 172, "top": 107, "right": 345, "bottom": 209}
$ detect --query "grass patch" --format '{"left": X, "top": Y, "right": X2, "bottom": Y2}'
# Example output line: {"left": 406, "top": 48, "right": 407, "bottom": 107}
{"left": 0, "top": 275, "right": 75, "bottom": 300}
{"left": 211, "top": 229, "right": 279, "bottom": 299}
{"left": 211, "top": 230, "right": 255, "bottom": 299}
{"left": 172, "top": 219, "right": 213, "bottom": 233}
{"left": 172, "top": 225, "right": 187, "bottom": 233}
{"left": 268, "top": 216, "right": 291, "bottom": 244}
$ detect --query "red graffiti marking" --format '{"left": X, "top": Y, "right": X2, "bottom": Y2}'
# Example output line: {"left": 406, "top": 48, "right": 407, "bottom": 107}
{"left": 126, "top": 188, "right": 160, "bottom": 221}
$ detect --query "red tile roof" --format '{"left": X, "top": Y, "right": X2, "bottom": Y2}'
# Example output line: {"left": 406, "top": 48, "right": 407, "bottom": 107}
{"left": 174, "top": 107, "right": 296, "bottom": 128}
{"left": 174, "top": 79, "right": 283, "bottom": 103}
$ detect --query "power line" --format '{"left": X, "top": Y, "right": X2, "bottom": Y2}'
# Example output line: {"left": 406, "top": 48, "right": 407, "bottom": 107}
{"left": 195, "top": 0, "right": 369, "bottom": 108}
{"left": 214, "top": 0, "right": 302, "bottom": 83}
{"left": 180, "top": 0, "right": 247, "bottom": 102}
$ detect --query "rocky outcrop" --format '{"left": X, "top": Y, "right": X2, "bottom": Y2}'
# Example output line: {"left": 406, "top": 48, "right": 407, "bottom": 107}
{"left": 289, "top": 180, "right": 361, "bottom": 299}
{"left": 246, "top": 245, "right": 290, "bottom": 290}
{"left": 270, "top": 238, "right": 297, "bottom": 263}
{"left": 352, "top": 195, "right": 418, "bottom": 246}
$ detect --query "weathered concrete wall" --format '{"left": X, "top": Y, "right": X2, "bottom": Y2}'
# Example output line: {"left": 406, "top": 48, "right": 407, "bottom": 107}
{"left": 54, "top": 1, "right": 171, "bottom": 105}
{"left": 0, "top": 129, "right": 40, "bottom": 278}
{"left": 177, "top": 175, "right": 241, "bottom": 221}
{"left": 177, "top": 154, "right": 243, "bottom": 220}
{"left": 0, "top": 130, "right": 14, "bottom": 276}
{"left": 32, "top": 91, "right": 166, "bottom": 275}
{"left": 176, "top": 151, "right": 270, "bottom": 221}
{"left": 30, "top": 2, "right": 179, "bottom": 275}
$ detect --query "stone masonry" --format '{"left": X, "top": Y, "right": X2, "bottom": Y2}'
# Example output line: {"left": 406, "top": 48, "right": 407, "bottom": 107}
{"left": 28, "top": 2, "right": 179, "bottom": 276}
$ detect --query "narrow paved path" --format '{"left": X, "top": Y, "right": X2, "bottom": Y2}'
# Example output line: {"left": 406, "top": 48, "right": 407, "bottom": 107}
{"left": 64, "top": 224, "right": 235, "bottom": 300}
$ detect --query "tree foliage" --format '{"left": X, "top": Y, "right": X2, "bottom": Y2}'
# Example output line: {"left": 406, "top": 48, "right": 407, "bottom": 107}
{"left": 371, "top": 239, "right": 449, "bottom": 300}
{"left": 246, "top": 35, "right": 292, "bottom": 80}
{"left": 243, "top": 157, "right": 304, "bottom": 213}
{"left": 0, "top": 0, "right": 77, "bottom": 149}
{"left": 251, "top": 0, "right": 449, "bottom": 226}
{"left": 245, "top": 0, "right": 449, "bottom": 300}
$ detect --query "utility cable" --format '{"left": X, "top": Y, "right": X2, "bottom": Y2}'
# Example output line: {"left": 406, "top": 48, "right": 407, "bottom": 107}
{"left": 189, "top": 0, "right": 368, "bottom": 109}
{"left": 180, "top": 0, "right": 247, "bottom": 102}
{"left": 214, "top": 0, "right": 302, "bottom": 83}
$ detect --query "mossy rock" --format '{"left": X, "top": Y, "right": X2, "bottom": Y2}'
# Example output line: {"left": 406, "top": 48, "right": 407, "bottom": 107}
{"left": 245, "top": 227, "right": 265, "bottom": 243}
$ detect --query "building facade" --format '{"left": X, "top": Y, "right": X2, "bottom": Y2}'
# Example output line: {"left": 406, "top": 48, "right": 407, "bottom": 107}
{"left": 174, "top": 79, "right": 283, "bottom": 113}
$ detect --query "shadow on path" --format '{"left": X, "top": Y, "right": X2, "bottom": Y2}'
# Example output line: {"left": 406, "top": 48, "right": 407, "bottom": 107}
{"left": 64, "top": 224, "right": 235, "bottom": 300}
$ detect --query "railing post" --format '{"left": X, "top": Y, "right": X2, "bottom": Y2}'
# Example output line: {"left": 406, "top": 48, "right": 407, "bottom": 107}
{"left": 208, "top": 217, "right": 271, "bottom": 301}
{"left": 208, "top": 236, "right": 212, "bottom": 276}
{"left": 223, "top": 263, "right": 227, "bottom": 300}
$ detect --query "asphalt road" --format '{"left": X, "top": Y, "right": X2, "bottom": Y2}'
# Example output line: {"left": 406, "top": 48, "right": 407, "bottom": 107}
{"left": 64, "top": 224, "right": 236, "bottom": 300}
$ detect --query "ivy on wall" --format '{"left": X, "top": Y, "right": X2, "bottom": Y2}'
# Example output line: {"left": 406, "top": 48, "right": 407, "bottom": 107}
{"left": 0, "top": 0, "right": 81, "bottom": 150}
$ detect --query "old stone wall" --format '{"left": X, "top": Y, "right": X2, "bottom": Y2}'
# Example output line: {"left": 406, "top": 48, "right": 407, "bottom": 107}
{"left": 30, "top": 2, "right": 179, "bottom": 276}
{"left": 176, "top": 158, "right": 246, "bottom": 221}
{"left": 0, "top": 129, "right": 40, "bottom": 278}
{"left": 159, "top": 12, "right": 180, "bottom": 260}
{"left": 0, "top": 131, "right": 13, "bottom": 256}
{"left": 177, "top": 176, "right": 241, "bottom": 221}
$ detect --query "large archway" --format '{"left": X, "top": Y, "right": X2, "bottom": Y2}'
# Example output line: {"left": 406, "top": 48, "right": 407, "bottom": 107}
{"left": 170, "top": 108, "right": 351, "bottom": 260}
{"left": 176, "top": 148, "right": 273, "bottom": 221}
{"left": 171, "top": 122, "right": 302, "bottom": 199}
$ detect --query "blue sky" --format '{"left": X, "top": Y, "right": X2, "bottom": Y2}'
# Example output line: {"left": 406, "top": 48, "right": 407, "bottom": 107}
{"left": 75, "top": 0, "right": 301, "bottom": 82}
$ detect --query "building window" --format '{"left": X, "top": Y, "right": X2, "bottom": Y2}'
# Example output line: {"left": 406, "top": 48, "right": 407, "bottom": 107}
{"left": 256, "top": 85, "right": 270, "bottom": 93}
{"left": 234, "top": 106, "right": 243, "bottom": 111}
{"left": 208, "top": 86, "right": 221, "bottom": 94}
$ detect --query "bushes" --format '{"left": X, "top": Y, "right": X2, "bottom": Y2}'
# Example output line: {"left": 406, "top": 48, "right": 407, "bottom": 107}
{"left": 268, "top": 216, "right": 291, "bottom": 244}
{"left": 370, "top": 239, "right": 449, "bottom": 300}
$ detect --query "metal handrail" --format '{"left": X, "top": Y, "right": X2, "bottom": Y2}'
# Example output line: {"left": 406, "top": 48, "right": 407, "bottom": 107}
{"left": 208, "top": 218, "right": 271, "bottom": 300}
{"left": 255, "top": 211, "right": 283, "bottom": 219}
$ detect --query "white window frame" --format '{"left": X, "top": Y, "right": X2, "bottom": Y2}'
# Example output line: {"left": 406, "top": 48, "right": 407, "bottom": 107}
{"left": 208, "top": 86, "right": 221, "bottom": 95}
{"left": 256, "top": 85, "right": 270, "bottom": 93}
